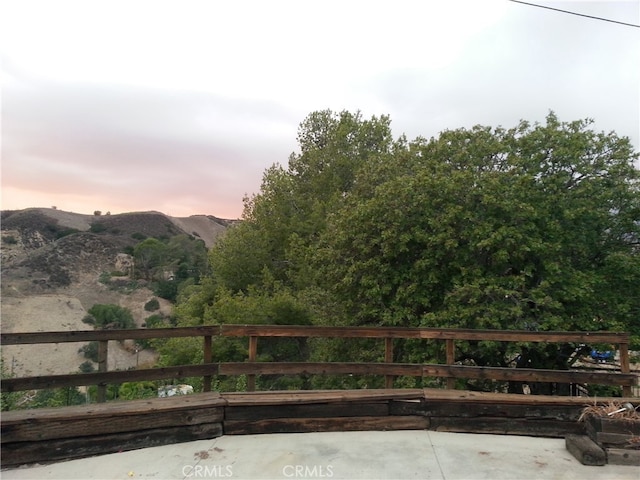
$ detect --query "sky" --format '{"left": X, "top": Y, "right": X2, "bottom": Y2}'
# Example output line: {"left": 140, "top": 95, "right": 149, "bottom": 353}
{"left": 1, "top": 0, "right": 638, "bottom": 219}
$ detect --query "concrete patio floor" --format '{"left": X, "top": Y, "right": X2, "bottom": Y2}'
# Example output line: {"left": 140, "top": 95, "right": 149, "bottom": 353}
{"left": 2, "top": 430, "right": 637, "bottom": 480}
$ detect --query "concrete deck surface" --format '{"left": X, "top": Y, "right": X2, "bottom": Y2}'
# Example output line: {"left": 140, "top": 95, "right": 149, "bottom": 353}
{"left": 2, "top": 431, "right": 637, "bottom": 480}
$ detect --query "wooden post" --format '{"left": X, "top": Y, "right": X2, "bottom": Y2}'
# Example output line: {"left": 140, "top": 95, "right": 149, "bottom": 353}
{"left": 203, "top": 335, "right": 212, "bottom": 392}
{"left": 445, "top": 339, "right": 455, "bottom": 390}
{"left": 619, "top": 342, "right": 631, "bottom": 397}
{"left": 97, "top": 340, "right": 108, "bottom": 403}
{"left": 247, "top": 336, "right": 257, "bottom": 392}
{"left": 385, "top": 337, "right": 394, "bottom": 389}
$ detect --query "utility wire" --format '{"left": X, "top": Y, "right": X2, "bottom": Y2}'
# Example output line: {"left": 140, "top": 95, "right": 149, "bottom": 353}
{"left": 508, "top": 0, "right": 640, "bottom": 28}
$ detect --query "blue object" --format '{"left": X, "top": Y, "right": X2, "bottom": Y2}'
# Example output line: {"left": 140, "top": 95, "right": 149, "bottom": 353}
{"left": 590, "top": 350, "right": 613, "bottom": 362}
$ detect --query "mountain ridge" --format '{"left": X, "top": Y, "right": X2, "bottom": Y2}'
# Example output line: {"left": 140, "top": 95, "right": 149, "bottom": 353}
{"left": 0, "top": 207, "right": 232, "bottom": 378}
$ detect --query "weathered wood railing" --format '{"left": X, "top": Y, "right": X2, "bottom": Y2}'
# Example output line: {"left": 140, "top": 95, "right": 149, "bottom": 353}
{"left": 1, "top": 325, "right": 636, "bottom": 400}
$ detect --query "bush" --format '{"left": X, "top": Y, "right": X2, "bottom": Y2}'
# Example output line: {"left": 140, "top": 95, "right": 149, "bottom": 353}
{"left": 79, "top": 342, "right": 99, "bottom": 362}
{"left": 90, "top": 222, "right": 107, "bottom": 233}
{"left": 2, "top": 235, "right": 17, "bottom": 245}
{"left": 144, "top": 314, "right": 168, "bottom": 328}
{"left": 144, "top": 298, "right": 160, "bottom": 312}
{"left": 154, "top": 280, "right": 178, "bottom": 302}
{"left": 79, "top": 361, "right": 95, "bottom": 373}
{"left": 88, "top": 304, "right": 135, "bottom": 329}
{"left": 55, "top": 228, "right": 79, "bottom": 239}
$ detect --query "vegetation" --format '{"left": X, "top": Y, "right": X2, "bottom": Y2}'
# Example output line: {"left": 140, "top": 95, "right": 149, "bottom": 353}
{"left": 4, "top": 110, "right": 637, "bottom": 403}
{"left": 144, "top": 298, "right": 160, "bottom": 312}
{"left": 166, "top": 110, "right": 639, "bottom": 394}
{"left": 89, "top": 222, "right": 107, "bottom": 233}
{"left": 84, "top": 304, "right": 136, "bottom": 330}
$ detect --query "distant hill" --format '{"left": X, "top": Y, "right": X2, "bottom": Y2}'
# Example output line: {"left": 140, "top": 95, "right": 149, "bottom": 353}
{"left": 0, "top": 208, "right": 233, "bottom": 378}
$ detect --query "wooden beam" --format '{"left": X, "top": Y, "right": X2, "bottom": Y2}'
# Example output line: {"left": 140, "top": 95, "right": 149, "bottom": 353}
{"left": 219, "top": 325, "right": 628, "bottom": 343}
{"left": 221, "top": 325, "right": 425, "bottom": 339}
{"left": 445, "top": 339, "right": 455, "bottom": 390}
{"left": 203, "top": 335, "right": 213, "bottom": 392}
{"left": 247, "top": 336, "right": 257, "bottom": 392}
{"left": 219, "top": 362, "right": 424, "bottom": 377}
{"left": 619, "top": 342, "right": 632, "bottom": 397}
{"left": 421, "top": 364, "right": 637, "bottom": 386}
{"left": 223, "top": 416, "right": 429, "bottom": 435}
{"left": 385, "top": 337, "right": 394, "bottom": 389}
{"left": 1, "top": 326, "right": 221, "bottom": 345}
{"left": 1, "top": 423, "right": 223, "bottom": 468}
{"left": 429, "top": 416, "right": 584, "bottom": 438}
{"left": 1, "top": 363, "right": 221, "bottom": 392}
{"left": 97, "top": 340, "right": 108, "bottom": 403}
{"left": 565, "top": 435, "right": 607, "bottom": 465}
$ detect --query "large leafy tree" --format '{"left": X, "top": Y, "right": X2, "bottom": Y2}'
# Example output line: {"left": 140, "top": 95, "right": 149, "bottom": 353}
{"left": 209, "top": 110, "right": 395, "bottom": 294}
{"left": 173, "top": 110, "right": 638, "bottom": 393}
{"left": 316, "top": 113, "right": 639, "bottom": 390}
{"left": 166, "top": 110, "right": 396, "bottom": 389}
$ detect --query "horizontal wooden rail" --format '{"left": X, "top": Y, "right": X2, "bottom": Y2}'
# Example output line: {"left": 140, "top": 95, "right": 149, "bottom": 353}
{"left": 0, "top": 326, "right": 221, "bottom": 345}
{"left": 1, "top": 364, "right": 220, "bottom": 392}
{"left": 4, "top": 361, "right": 634, "bottom": 394}
{"left": 1, "top": 325, "right": 635, "bottom": 399}
{"left": 220, "top": 362, "right": 425, "bottom": 377}
{"left": 2, "top": 325, "right": 626, "bottom": 345}
{"left": 421, "top": 364, "right": 637, "bottom": 386}
{"left": 220, "top": 325, "right": 629, "bottom": 343}
{"left": 219, "top": 362, "right": 635, "bottom": 387}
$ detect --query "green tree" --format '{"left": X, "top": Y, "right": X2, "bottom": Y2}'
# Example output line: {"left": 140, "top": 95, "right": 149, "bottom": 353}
{"left": 174, "top": 110, "right": 639, "bottom": 394}
{"left": 209, "top": 110, "right": 395, "bottom": 294}
{"left": 316, "top": 114, "right": 639, "bottom": 392}
{"left": 133, "top": 238, "right": 167, "bottom": 280}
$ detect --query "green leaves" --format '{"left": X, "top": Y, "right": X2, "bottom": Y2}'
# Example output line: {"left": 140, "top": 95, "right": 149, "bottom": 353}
{"left": 318, "top": 112, "right": 640, "bottom": 348}
{"left": 173, "top": 110, "right": 640, "bottom": 390}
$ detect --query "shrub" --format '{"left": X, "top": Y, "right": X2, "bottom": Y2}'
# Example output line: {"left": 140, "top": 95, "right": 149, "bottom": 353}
{"left": 2, "top": 235, "right": 17, "bottom": 245}
{"left": 90, "top": 222, "right": 107, "bottom": 233}
{"left": 98, "top": 272, "right": 111, "bottom": 285}
{"left": 144, "top": 314, "right": 167, "bottom": 328}
{"left": 79, "top": 361, "right": 95, "bottom": 373}
{"left": 88, "top": 304, "right": 135, "bottom": 329}
{"left": 79, "top": 342, "right": 99, "bottom": 362}
{"left": 144, "top": 298, "right": 160, "bottom": 312}
{"left": 153, "top": 280, "right": 178, "bottom": 302}
{"left": 55, "top": 228, "right": 79, "bottom": 239}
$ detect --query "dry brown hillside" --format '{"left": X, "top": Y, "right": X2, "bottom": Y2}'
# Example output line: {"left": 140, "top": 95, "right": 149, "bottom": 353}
{"left": 0, "top": 208, "right": 232, "bottom": 378}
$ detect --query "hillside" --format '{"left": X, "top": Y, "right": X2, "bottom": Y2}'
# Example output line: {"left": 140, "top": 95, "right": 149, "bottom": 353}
{"left": 0, "top": 208, "right": 232, "bottom": 378}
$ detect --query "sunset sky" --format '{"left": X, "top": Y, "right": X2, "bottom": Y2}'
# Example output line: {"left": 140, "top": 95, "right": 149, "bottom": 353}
{"left": 1, "top": 0, "right": 638, "bottom": 219}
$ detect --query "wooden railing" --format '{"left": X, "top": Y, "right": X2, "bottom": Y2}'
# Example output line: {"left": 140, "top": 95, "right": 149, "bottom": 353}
{"left": 1, "top": 325, "right": 636, "bottom": 401}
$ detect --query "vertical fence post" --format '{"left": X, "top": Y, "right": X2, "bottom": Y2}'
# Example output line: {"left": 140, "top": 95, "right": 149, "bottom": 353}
{"left": 445, "top": 339, "right": 455, "bottom": 390}
{"left": 247, "top": 336, "right": 257, "bottom": 392}
{"left": 203, "top": 335, "right": 212, "bottom": 392}
{"left": 385, "top": 337, "right": 394, "bottom": 389}
{"left": 97, "top": 340, "right": 108, "bottom": 403}
{"left": 619, "top": 341, "right": 631, "bottom": 397}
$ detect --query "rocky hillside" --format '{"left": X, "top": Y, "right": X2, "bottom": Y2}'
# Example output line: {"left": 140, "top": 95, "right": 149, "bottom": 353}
{"left": 1, "top": 208, "right": 232, "bottom": 378}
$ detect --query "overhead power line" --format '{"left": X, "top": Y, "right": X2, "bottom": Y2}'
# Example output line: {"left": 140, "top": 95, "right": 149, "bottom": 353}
{"left": 508, "top": 0, "right": 640, "bottom": 28}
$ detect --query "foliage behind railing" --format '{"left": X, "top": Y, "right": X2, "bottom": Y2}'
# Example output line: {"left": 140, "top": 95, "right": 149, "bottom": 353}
{"left": 1, "top": 325, "right": 636, "bottom": 402}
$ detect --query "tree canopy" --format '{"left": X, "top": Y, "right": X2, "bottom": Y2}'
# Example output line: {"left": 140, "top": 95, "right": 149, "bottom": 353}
{"left": 172, "top": 110, "right": 639, "bottom": 393}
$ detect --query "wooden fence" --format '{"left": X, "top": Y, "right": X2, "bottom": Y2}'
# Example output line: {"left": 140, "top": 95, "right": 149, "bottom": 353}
{"left": 1, "top": 325, "right": 636, "bottom": 400}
